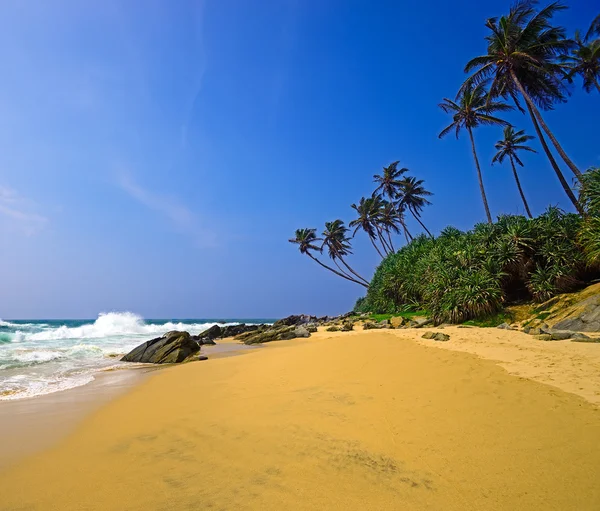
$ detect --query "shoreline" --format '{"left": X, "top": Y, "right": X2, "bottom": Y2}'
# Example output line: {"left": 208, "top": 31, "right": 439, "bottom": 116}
{"left": 1, "top": 327, "right": 600, "bottom": 509}
{"left": 0, "top": 339, "right": 261, "bottom": 470}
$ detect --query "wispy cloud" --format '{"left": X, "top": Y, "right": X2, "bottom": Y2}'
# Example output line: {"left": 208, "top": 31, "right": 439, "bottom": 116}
{"left": 0, "top": 186, "right": 48, "bottom": 236}
{"left": 116, "top": 174, "right": 215, "bottom": 247}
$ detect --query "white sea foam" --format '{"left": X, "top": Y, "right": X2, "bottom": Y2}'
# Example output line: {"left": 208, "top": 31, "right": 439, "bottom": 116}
{"left": 0, "top": 312, "right": 254, "bottom": 400}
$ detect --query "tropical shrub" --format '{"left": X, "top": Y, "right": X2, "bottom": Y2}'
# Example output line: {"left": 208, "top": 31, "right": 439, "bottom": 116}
{"left": 356, "top": 209, "right": 593, "bottom": 324}
{"left": 578, "top": 167, "right": 600, "bottom": 266}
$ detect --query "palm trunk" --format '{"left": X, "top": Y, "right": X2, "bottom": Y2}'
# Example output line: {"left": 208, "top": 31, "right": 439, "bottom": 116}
{"left": 339, "top": 256, "right": 370, "bottom": 285}
{"left": 307, "top": 253, "right": 368, "bottom": 288}
{"left": 525, "top": 102, "right": 584, "bottom": 215}
{"left": 402, "top": 220, "right": 413, "bottom": 242}
{"left": 509, "top": 155, "right": 533, "bottom": 219}
{"left": 333, "top": 259, "right": 356, "bottom": 280}
{"left": 409, "top": 208, "right": 433, "bottom": 238}
{"left": 375, "top": 225, "right": 392, "bottom": 256}
{"left": 467, "top": 126, "right": 493, "bottom": 224}
{"left": 510, "top": 70, "right": 582, "bottom": 180}
{"left": 386, "top": 229, "right": 396, "bottom": 252}
{"left": 369, "top": 235, "right": 386, "bottom": 260}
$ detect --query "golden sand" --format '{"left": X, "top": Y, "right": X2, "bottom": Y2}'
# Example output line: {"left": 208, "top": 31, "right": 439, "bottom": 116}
{"left": 1, "top": 328, "right": 600, "bottom": 510}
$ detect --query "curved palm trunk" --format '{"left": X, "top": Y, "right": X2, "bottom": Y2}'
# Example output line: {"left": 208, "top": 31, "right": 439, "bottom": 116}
{"left": 386, "top": 230, "right": 396, "bottom": 252}
{"left": 339, "top": 256, "right": 370, "bottom": 285}
{"left": 525, "top": 103, "right": 584, "bottom": 215}
{"left": 374, "top": 225, "right": 392, "bottom": 256}
{"left": 508, "top": 155, "right": 533, "bottom": 219}
{"left": 307, "top": 253, "right": 368, "bottom": 288}
{"left": 467, "top": 127, "right": 493, "bottom": 224}
{"left": 369, "top": 235, "right": 386, "bottom": 260}
{"left": 409, "top": 208, "right": 433, "bottom": 238}
{"left": 510, "top": 70, "right": 582, "bottom": 180}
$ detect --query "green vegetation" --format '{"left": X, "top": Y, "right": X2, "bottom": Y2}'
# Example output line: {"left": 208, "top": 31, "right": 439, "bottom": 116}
{"left": 289, "top": 3, "right": 600, "bottom": 324}
{"left": 355, "top": 208, "right": 598, "bottom": 324}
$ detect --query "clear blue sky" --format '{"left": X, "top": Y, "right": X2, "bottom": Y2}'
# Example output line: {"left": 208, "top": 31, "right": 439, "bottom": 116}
{"left": 0, "top": 1, "right": 598, "bottom": 319}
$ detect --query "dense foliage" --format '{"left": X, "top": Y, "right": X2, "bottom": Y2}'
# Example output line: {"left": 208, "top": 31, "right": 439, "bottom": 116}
{"left": 355, "top": 208, "right": 598, "bottom": 324}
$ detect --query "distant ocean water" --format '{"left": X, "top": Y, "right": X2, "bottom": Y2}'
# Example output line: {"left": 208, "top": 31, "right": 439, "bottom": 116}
{"left": 0, "top": 312, "right": 273, "bottom": 400}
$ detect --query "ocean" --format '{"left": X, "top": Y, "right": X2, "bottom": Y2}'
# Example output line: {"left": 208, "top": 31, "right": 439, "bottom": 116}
{"left": 0, "top": 312, "right": 272, "bottom": 400}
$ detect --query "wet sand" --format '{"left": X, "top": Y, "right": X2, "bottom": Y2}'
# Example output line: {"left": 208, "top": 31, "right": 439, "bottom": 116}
{"left": 1, "top": 328, "right": 600, "bottom": 510}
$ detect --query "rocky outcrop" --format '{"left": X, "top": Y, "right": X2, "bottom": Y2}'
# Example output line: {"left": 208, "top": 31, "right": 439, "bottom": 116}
{"left": 272, "top": 315, "right": 317, "bottom": 328}
{"left": 121, "top": 331, "right": 201, "bottom": 364}
{"left": 553, "top": 294, "right": 600, "bottom": 332}
{"left": 422, "top": 331, "right": 450, "bottom": 342}
{"left": 234, "top": 324, "right": 314, "bottom": 345}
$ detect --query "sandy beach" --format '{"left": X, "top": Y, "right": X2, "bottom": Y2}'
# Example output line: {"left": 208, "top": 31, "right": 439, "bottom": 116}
{"left": 1, "top": 327, "right": 600, "bottom": 510}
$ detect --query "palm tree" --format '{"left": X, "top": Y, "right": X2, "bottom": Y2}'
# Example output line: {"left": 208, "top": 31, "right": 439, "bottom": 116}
{"left": 289, "top": 228, "right": 368, "bottom": 288}
{"left": 349, "top": 196, "right": 388, "bottom": 259}
{"left": 463, "top": 1, "right": 582, "bottom": 180}
{"left": 398, "top": 176, "right": 434, "bottom": 237}
{"left": 492, "top": 126, "right": 536, "bottom": 218}
{"left": 373, "top": 161, "right": 411, "bottom": 242}
{"left": 585, "top": 14, "right": 600, "bottom": 42}
{"left": 439, "top": 80, "right": 512, "bottom": 224}
{"left": 321, "top": 220, "right": 369, "bottom": 286}
{"left": 562, "top": 34, "right": 600, "bottom": 94}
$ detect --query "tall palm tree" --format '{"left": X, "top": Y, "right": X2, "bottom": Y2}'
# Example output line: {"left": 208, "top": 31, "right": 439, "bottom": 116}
{"left": 321, "top": 220, "right": 369, "bottom": 286}
{"left": 439, "top": 80, "right": 512, "bottom": 224}
{"left": 398, "top": 176, "right": 434, "bottom": 237}
{"left": 492, "top": 126, "right": 536, "bottom": 218}
{"left": 373, "top": 161, "right": 411, "bottom": 242}
{"left": 349, "top": 196, "right": 388, "bottom": 259}
{"left": 289, "top": 228, "right": 367, "bottom": 288}
{"left": 463, "top": 1, "right": 582, "bottom": 180}
{"left": 562, "top": 34, "right": 600, "bottom": 94}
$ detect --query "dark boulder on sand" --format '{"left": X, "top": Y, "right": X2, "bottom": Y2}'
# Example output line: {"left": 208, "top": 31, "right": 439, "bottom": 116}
{"left": 121, "top": 330, "right": 201, "bottom": 364}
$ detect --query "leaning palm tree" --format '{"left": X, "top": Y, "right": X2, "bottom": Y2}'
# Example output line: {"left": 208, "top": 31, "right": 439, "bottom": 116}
{"left": 373, "top": 161, "right": 411, "bottom": 242}
{"left": 562, "top": 34, "right": 600, "bottom": 94}
{"left": 289, "top": 228, "right": 367, "bottom": 287}
{"left": 321, "top": 220, "right": 369, "bottom": 286}
{"left": 463, "top": 1, "right": 582, "bottom": 180}
{"left": 398, "top": 176, "right": 434, "bottom": 237}
{"left": 439, "top": 80, "right": 512, "bottom": 224}
{"left": 373, "top": 161, "right": 408, "bottom": 202}
{"left": 492, "top": 126, "right": 536, "bottom": 218}
{"left": 349, "top": 196, "right": 388, "bottom": 259}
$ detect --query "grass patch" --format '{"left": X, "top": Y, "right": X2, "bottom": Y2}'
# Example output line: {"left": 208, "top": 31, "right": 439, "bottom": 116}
{"left": 462, "top": 311, "right": 514, "bottom": 328}
{"left": 350, "top": 311, "right": 428, "bottom": 322}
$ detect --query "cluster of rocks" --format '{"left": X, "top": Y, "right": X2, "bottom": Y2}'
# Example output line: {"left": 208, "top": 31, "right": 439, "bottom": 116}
{"left": 517, "top": 322, "right": 594, "bottom": 341}
{"left": 121, "top": 331, "right": 206, "bottom": 364}
{"left": 421, "top": 331, "right": 450, "bottom": 342}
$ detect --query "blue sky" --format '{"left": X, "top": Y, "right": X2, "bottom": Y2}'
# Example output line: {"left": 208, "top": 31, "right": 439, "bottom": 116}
{"left": 0, "top": 0, "right": 598, "bottom": 319}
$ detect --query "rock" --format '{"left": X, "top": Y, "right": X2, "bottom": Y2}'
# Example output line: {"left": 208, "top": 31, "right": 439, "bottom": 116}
{"left": 294, "top": 326, "right": 311, "bottom": 338}
{"left": 570, "top": 332, "right": 591, "bottom": 340}
{"left": 198, "top": 356, "right": 208, "bottom": 361}
{"left": 240, "top": 326, "right": 297, "bottom": 344}
{"left": 534, "top": 334, "right": 553, "bottom": 341}
{"left": 200, "top": 338, "right": 216, "bottom": 346}
{"left": 421, "top": 331, "right": 436, "bottom": 339}
{"left": 379, "top": 319, "right": 390, "bottom": 327}
{"left": 341, "top": 321, "right": 354, "bottom": 332}
{"left": 273, "top": 315, "right": 317, "bottom": 328}
{"left": 522, "top": 326, "right": 532, "bottom": 334}
{"left": 220, "top": 324, "right": 263, "bottom": 338}
{"left": 548, "top": 331, "right": 573, "bottom": 340}
{"left": 433, "top": 333, "right": 450, "bottom": 342}
{"left": 410, "top": 317, "right": 433, "bottom": 328}
{"left": 305, "top": 323, "right": 318, "bottom": 333}
{"left": 121, "top": 331, "right": 200, "bottom": 364}
{"left": 362, "top": 322, "right": 380, "bottom": 330}
{"left": 497, "top": 323, "right": 513, "bottom": 330}
{"left": 528, "top": 324, "right": 550, "bottom": 336}
{"left": 571, "top": 335, "right": 600, "bottom": 343}
{"left": 553, "top": 294, "right": 600, "bottom": 332}
{"left": 326, "top": 326, "right": 340, "bottom": 332}
{"left": 199, "top": 324, "right": 221, "bottom": 340}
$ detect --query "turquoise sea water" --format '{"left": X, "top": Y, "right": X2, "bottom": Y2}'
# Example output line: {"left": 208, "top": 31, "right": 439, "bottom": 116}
{"left": 0, "top": 313, "right": 272, "bottom": 400}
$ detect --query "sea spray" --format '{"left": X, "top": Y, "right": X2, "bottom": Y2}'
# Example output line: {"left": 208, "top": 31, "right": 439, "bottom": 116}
{"left": 0, "top": 313, "right": 270, "bottom": 400}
